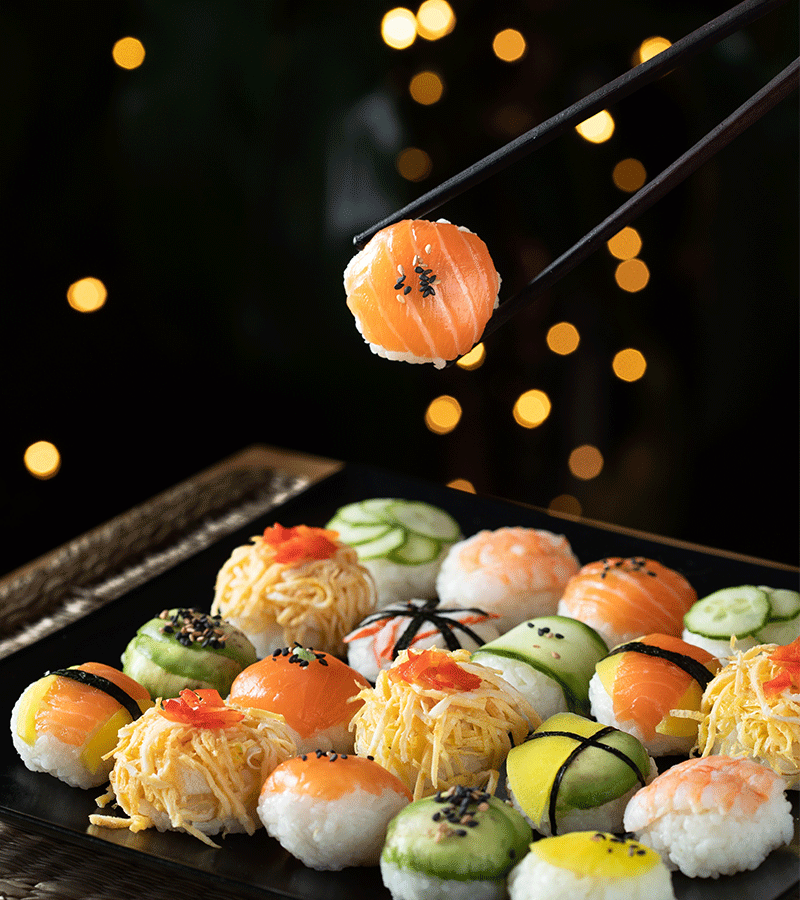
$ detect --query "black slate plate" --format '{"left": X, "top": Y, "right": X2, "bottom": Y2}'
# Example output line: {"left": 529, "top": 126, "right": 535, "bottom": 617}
{"left": 0, "top": 462, "right": 797, "bottom": 899}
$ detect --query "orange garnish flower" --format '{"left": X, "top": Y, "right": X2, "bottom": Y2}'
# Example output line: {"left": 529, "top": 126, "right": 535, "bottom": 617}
{"left": 764, "top": 636, "right": 800, "bottom": 695}
{"left": 390, "top": 648, "right": 483, "bottom": 692}
{"left": 262, "top": 523, "right": 340, "bottom": 565}
{"left": 160, "top": 689, "right": 245, "bottom": 728}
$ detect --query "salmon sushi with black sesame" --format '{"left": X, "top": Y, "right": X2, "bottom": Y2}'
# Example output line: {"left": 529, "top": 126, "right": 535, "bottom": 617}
{"left": 258, "top": 750, "right": 412, "bottom": 870}
{"left": 344, "top": 218, "right": 501, "bottom": 368}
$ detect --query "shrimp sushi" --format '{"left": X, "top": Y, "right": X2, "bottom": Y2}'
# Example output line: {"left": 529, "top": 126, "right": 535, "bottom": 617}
{"left": 381, "top": 785, "right": 533, "bottom": 900}
{"left": 344, "top": 218, "right": 501, "bottom": 369}
{"left": 589, "top": 633, "right": 720, "bottom": 757}
{"left": 623, "top": 755, "right": 795, "bottom": 878}
{"left": 557, "top": 557, "right": 698, "bottom": 649}
{"left": 10, "top": 662, "right": 152, "bottom": 789}
{"left": 258, "top": 750, "right": 412, "bottom": 870}
{"left": 436, "top": 527, "right": 581, "bottom": 632}
{"left": 228, "top": 644, "right": 370, "bottom": 754}
{"left": 507, "top": 832, "right": 676, "bottom": 900}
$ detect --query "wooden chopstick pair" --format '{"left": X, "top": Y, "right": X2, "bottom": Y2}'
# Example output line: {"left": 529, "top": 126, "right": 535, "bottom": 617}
{"left": 352, "top": 0, "right": 798, "bottom": 356}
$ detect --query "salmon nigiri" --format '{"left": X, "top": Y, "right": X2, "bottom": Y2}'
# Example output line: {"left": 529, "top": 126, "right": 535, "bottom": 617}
{"left": 588, "top": 633, "right": 721, "bottom": 756}
{"left": 10, "top": 662, "right": 153, "bottom": 788}
{"left": 557, "top": 556, "right": 698, "bottom": 649}
{"left": 344, "top": 218, "right": 501, "bottom": 368}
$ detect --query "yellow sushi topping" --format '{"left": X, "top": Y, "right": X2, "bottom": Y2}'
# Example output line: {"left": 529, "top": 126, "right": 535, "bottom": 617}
{"left": 89, "top": 699, "right": 296, "bottom": 847}
{"left": 350, "top": 648, "right": 539, "bottom": 800}
{"left": 676, "top": 640, "right": 800, "bottom": 788}
{"left": 211, "top": 532, "right": 376, "bottom": 655}
{"left": 533, "top": 831, "right": 661, "bottom": 877}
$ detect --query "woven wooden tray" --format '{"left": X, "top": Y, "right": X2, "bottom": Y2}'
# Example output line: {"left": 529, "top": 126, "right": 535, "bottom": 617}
{"left": 0, "top": 445, "right": 341, "bottom": 900}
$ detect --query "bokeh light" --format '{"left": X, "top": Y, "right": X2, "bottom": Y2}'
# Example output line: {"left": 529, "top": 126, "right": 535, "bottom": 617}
{"left": 615, "top": 258, "right": 650, "bottom": 292}
{"left": 613, "top": 158, "right": 647, "bottom": 192}
{"left": 569, "top": 444, "right": 604, "bottom": 480}
{"left": 634, "top": 36, "right": 672, "bottom": 65}
{"left": 513, "top": 389, "right": 551, "bottom": 428}
{"left": 425, "top": 395, "right": 462, "bottom": 433}
{"left": 548, "top": 494, "right": 582, "bottom": 517}
{"left": 112, "top": 37, "right": 145, "bottom": 70}
{"left": 546, "top": 322, "right": 580, "bottom": 355}
{"left": 409, "top": 70, "right": 444, "bottom": 105}
{"left": 456, "top": 343, "right": 486, "bottom": 370}
{"left": 613, "top": 348, "right": 647, "bottom": 381}
{"left": 67, "top": 277, "right": 107, "bottom": 312}
{"left": 447, "top": 478, "right": 476, "bottom": 493}
{"left": 416, "top": 0, "right": 455, "bottom": 40}
{"left": 24, "top": 441, "right": 61, "bottom": 480}
{"left": 396, "top": 146, "right": 433, "bottom": 181}
{"left": 575, "top": 110, "right": 615, "bottom": 143}
{"left": 607, "top": 227, "right": 642, "bottom": 260}
{"left": 382, "top": 8, "right": 417, "bottom": 49}
{"left": 492, "top": 28, "right": 526, "bottom": 63}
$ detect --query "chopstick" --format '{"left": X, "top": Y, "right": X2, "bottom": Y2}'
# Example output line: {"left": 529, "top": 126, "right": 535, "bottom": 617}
{"left": 352, "top": 0, "right": 790, "bottom": 250}
{"left": 478, "top": 54, "right": 799, "bottom": 344}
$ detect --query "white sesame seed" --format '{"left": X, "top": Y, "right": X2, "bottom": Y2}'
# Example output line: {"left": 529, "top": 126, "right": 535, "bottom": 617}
{"left": 425, "top": 244, "right": 432, "bottom": 254}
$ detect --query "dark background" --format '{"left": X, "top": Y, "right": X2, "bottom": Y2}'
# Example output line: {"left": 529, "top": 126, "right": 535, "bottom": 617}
{"left": 1, "top": 0, "right": 797, "bottom": 576}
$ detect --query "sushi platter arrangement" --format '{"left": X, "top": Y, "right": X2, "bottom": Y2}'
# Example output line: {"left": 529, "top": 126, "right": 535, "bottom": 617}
{"left": 0, "top": 461, "right": 798, "bottom": 900}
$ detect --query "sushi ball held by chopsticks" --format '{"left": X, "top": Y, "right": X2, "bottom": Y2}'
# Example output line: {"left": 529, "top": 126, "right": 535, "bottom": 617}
{"left": 344, "top": 218, "right": 501, "bottom": 369}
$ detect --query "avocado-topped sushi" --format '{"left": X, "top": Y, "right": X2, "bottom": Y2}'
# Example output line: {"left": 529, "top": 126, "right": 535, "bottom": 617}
{"left": 472, "top": 615, "right": 607, "bottom": 719}
{"left": 505, "top": 711, "right": 657, "bottom": 837}
{"left": 121, "top": 608, "right": 258, "bottom": 699}
{"left": 381, "top": 785, "right": 532, "bottom": 900}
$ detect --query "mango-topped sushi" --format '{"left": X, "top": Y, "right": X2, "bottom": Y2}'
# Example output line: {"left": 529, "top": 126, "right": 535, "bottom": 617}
{"left": 344, "top": 218, "right": 501, "bottom": 369}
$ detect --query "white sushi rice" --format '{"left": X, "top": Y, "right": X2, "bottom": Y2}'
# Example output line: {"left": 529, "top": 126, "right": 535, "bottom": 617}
{"left": 624, "top": 772, "right": 794, "bottom": 878}
{"left": 381, "top": 860, "right": 507, "bottom": 900}
{"left": 588, "top": 672, "right": 695, "bottom": 758}
{"left": 679, "top": 629, "right": 754, "bottom": 661}
{"left": 506, "top": 849, "right": 676, "bottom": 900}
{"left": 258, "top": 784, "right": 407, "bottom": 870}
{"left": 10, "top": 690, "right": 111, "bottom": 789}
{"left": 363, "top": 553, "right": 450, "bottom": 609}
{"left": 475, "top": 654, "right": 567, "bottom": 722}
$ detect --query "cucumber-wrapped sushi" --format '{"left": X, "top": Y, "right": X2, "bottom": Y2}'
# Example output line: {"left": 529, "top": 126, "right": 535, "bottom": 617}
{"left": 326, "top": 499, "right": 462, "bottom": 608}
{"left": 505, "top": 711, "right": 657, "bottom": 837}
{"left": 380, "top": 786, "right": 532, "bottom": 900}
{"left": 10, "top": 662, "right": 152, "bottom": 789}
{"left": 471, "top": 615, "right": 607, "bottom": 719}
{"left": 682, "top": 584, "right": 800, "bottom": 660}
{"left": 121, "top": 608, "right": 258, "bottom": 699}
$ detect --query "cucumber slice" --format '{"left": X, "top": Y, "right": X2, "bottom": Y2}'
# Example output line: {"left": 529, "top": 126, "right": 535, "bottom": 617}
{"left": 333, "top": 501, "right": 391, "bottom": 526}
{"left": 350, "top": 527, "right": 406, "bottom": 560}
{"left": 327, "top": 520, "right": 393, "bottom": 546}
{"left": 358, "top": 498, "right": 398, "bottom": 521}
{"left": 684, "top": 586, "right": 771, "bottom": 639}
{"left": 389, "top": 532, "right": 440, "bottom": 565}
{"left": 760, "top": 587, "right": 800, "bottom": 622}
{"left": 756, "top": 616, "right": 800, "bottom": 646}
{"left": 387, "top": 500, "right": 461, "bottom": 542}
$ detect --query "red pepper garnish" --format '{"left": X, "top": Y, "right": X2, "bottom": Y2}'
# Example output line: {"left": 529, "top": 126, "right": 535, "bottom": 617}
{"left": 160, "top": 689, "right": 245, "bottom": 728}
{"left": 763, "top": 637, "right": 800, "bottom": 695}
{"left": 262, "top": 523, "right": 340, "bottom": 565}
{"left": 389, "top": 649, "right": 482, "bottom": 691}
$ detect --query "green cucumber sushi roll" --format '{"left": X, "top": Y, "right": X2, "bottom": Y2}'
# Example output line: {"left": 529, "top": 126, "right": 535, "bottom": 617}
{"left": 505, "top": 711, "right": 657, "bottom": 837}
{"left": 507, "top": 831, "right": 676, "bottom": 900}
{"left": 326, "top": 498, "right": 462, "bottom": 608}
{"left": 682, "top": 584, "right": 800, "bottom": 660}
{"left": 380, "top": 785, "right": 533, "bottom": 900}
{"left": 121, "top": 608, "right": 258, "bottom": 699}
{"left": 471, "top": 615, "right": 607, "bottom": 719}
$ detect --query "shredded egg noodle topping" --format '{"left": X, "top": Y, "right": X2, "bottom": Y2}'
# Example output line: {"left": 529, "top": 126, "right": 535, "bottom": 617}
{"left": 89, "top": 701, "right": 297, "bottom": 846}
{"left": 674, "top": 641, "right": 800, "bottom": 789}
{"left": 350, "top": 648, "right": 539, "bottom": 800}
{"left": 211, "top": 535, "right": 376, "bottom": 654}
